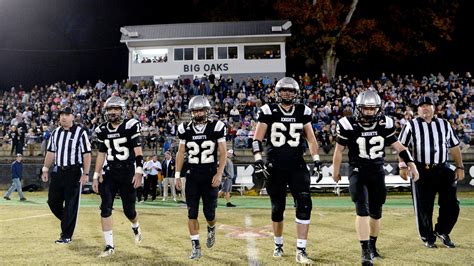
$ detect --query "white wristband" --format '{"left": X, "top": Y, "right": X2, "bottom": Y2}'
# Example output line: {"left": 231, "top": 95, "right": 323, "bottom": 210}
{"left": 254, "top": 153, "right": 262, "bottom": 161}
{"left": 135, "top": 166, "right": 144, "bottom": 175}
{"left": 175, "top": 172, "right": 181, "bottom": 179}
{"left": 312, "top": 154, "right": 320, "bottom": 161}
{"left": 93, "top": 172, "right": 100, "bottom": 180}
{"left": 42, "top": 166, "right": 49, "bottom": 172}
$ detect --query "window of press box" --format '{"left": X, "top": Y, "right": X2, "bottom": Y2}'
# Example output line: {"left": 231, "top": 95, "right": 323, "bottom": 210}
{"left": 174, "top": 48, "right": 194, "bottom": 61}
{"left": 133, "top": 49, "right": 169, "bottom": 63}
{"left": 198, "top": 47, "right": 214, "bottom": 60}
{"left": 218, "top": 46, "right": 238, "bottom": 59}
{"left": 244, "top": 45, "right": 281, "bottom": 60}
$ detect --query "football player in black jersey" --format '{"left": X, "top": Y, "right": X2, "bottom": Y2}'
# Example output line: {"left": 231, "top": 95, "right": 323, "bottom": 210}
{"left": 332, "top": 90, "right": 418, "bottom": 265}
{"left": 252, "top": 77, "right": 322, "bottom": 264}
{"left": 174, "top": 95, "right": 227, "bottom": 260}
{"left": 92, "top": 96, "right": 144, "bottom": 257}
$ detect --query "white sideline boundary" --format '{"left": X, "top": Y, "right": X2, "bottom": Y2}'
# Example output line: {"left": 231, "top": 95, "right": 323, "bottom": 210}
{"left": 0, "top": 213, "right": 52, "bottom": 222}
{"left": 245, "top": 214, "right": 259, "bottom": 265}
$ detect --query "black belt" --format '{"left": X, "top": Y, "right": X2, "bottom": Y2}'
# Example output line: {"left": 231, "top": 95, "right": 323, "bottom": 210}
{"left": 57, "top": 165, "right": 82, "bottom": 171}
{"left": 415, "top": 162, "right": 446, "bottom": 170}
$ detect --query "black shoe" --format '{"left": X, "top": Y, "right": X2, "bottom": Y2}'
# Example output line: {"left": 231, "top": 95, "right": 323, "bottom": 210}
{"left": 3, "top": 196, "right": 10, "bottom": 200}
{"left": 55, "top": 237, "right": 72, "bottom": 244}
{"left": 361, "top": 248, "right": 373, "bottom": 266}
{"left": 434, "top": 232, "right": 455, "bottom": 248}
{"left": 226, "top": 202, "right": 236, "bottom": 207}
{"left": 424, "top": 240, "right": 437, "bottom": 248}
{"left": 371, "top": 248, "right": 383, "bottom": 260}
{"left": 20, "top": 198, "right": 27, "bottom": 201}
{"left": 98, "top": 245, "right": 115, "bottom": 257}
{"left": 190, "top": 241, "right": 202, "bottom": 259}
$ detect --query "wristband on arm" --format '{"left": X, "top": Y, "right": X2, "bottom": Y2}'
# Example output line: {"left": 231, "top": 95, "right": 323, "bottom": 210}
{"left": 398, "top": 149, "right": 414, "bottom": 163}
{"left": 252, "top": 140, "right": 263, "bottom": 161}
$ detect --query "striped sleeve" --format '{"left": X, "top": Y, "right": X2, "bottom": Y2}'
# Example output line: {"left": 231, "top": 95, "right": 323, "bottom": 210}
{"left": 80, "top": 129, "right": 92, "bottom": 154}
{"left": 335, "top": 117, "right": 352, "bottom": 146}
{"left": 445, "top": 120, "right": 460, "bottom": 148}
{"left": 47, "top": 128, "right": 57, "bottom": 152}
{"left": 398, "top": 121, "right": 413, "bottom": 147}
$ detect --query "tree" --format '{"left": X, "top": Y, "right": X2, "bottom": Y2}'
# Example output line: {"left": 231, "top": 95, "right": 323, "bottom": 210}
{"left": 275, "top": 0, "right": 459, "bottom": 79}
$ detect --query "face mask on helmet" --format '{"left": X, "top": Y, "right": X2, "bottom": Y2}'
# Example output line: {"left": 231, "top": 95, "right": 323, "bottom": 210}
{"left": 104, "top": 96, "right": 126, "bottom": 123}
{"left": 276, "top": 77, "right": 299, "bottom": 105}
{"left": 191, "top": 108, "right": 209, "bottom": 123}
{"left": 354, "top": 91, "right": 382, "bottom": 125}
{"left": 189, "top": 96, "right": 211, "bottom": 123}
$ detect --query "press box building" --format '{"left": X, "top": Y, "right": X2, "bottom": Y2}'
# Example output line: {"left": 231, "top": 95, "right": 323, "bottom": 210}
{"left": 119, "top": 20, "right": 292, "bottom": 82}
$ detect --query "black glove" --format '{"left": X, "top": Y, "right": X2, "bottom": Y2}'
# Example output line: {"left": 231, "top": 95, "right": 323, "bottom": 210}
{"left": 313, "top": 160, "right": 323, "bottom": 183}
{"left": 254, "top": 160, "right": 270, "bottom": 181}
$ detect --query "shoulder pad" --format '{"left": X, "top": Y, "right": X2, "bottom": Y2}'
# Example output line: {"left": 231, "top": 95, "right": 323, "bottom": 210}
{"left": 214, "top": 120, "right": 225, "bottom": 132}
{"left": 178, "top": 123, "right": 186, "bottom": 134}
{"left": 260, "top": 104, "right": 272, "bottom": 115}
{"left": 125, "top": 119, "right": 140, "bottom": 130}
{"left": 303, "top": 105, "right": 312, "bottom": 115}
{"left": 384, "top": 116, "right": 394, "bottom": 129}
{"left": 338, "top": 117, "right": 354, "bottom": 131}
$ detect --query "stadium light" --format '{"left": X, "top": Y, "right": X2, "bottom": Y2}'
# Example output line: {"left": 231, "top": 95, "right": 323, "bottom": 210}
{"left": 282, "top": 21, "right": 292, "bottom": 30}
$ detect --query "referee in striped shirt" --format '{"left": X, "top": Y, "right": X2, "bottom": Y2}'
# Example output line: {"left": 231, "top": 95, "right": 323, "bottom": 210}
{"left": 398, "top": 96, "right": 465, "bottom": 249}
{"left": 41, "top": 106, "right": 92, "bottom": 244}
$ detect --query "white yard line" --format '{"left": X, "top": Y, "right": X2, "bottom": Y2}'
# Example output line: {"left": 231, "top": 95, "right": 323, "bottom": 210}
{"left": 0, "top": 213, "right": 52, "bottom": 222}
{"left": 245, "top": 214, "right": 260, "bottom": 266}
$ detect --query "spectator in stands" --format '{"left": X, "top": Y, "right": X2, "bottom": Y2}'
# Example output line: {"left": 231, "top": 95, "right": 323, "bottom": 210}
{"left": 234, "top": 125, "right": 249, "bottom": 148}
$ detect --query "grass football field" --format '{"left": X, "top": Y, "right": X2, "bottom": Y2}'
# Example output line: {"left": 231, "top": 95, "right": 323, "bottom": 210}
{"left": 1, "top": 191, "right": 473, "bottom": 265}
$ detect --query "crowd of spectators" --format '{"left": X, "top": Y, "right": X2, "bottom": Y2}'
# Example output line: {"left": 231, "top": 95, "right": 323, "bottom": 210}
{"left": 0, "top": 71, "right": 472, "bottom": 156}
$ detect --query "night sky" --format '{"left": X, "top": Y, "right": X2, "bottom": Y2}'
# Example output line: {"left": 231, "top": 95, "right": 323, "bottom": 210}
{"left": 0, "top": 0, "right": 472, "bottom": 89}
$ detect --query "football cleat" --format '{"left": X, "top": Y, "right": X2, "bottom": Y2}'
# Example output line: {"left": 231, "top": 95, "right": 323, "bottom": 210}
{"left": 361, "top": 248, "right": 373, "bottom": 265}
{"left": 371, "top": 248, "right": 383, "bottom": 260}
{"left": 206, "top": 226, "right": 215, "bottom": 248}
{"left": 424, "top": 240, "right": 437, "bottom": 248}
{"left": 98, "top": 245, "right": 115, "bottom": 258}
{"left": 296, "top": 248, "right": 313, "bottom": 264}
{"left": 273, "top": 244, "right": 284, "bottom": 257}
{"left": 54, "top": 237, "right": 72, "bottom": 244}
{"left": 132, "top": 226, "right": 142, "bottom": 245}
{"left": 189, "top": 242, "right": 202, "bottom": 260}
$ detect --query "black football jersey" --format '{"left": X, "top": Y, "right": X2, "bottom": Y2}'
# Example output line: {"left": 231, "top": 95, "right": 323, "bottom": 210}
{"left": 177, "top": 120, "right": 226, "bottom": 166}
{"left": 336, "top": 116, "right": 397, "bottom": 166}
{"left": 257, "top": 103, "right": 312, "bottom": 163}
{"left": 95, "top": 118, "right": 142, "bottom": 164}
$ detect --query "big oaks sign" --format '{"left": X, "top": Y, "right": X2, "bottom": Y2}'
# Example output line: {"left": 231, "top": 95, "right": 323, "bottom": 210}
{"left": 183, "top": 63, "right": 229, "bottom": 73}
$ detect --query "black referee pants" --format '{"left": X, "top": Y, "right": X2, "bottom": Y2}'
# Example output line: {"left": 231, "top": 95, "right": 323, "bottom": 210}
{"left": 411, "top": 163, "right": 460, "bottom": 242}
{"left": 47, "top": 167, "right": 82, "bottom": 239}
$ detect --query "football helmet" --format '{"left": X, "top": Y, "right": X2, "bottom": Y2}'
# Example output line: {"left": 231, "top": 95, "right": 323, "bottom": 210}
{"left": 275, "top": 77, "right": 299, "bottom": 105}
{"left": 104, "top": 96, "right": 126, "bottom": 123}
{"left": 189, "top": 95, "right": 211, "bottom": 123}
{"left": 354, "top": 90, "right": 382, "bottom": 125}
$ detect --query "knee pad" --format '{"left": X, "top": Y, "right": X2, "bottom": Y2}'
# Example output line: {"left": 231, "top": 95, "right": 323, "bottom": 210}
{"left": 295, "top": 192, "right": 312, "bottom": 221}
{"left": 188, "top": 206, "right": 199, "bottom": 220}
{"left": 369, "top": 205, "right": 382, "bottom": 220}
{"left": 271, "top": 198, "right": 286, "bottom": 222}
{"left": 100, "top": 206, "right": 113, "bottom": 218}
{"left": 203, "top": 207, "right": 216, "bottom": 222}
{"left": 355, "top": 201, "right": 369, "bottom": 217}
{"left": 122, "top": 200, "right": 137, "bottom": 220}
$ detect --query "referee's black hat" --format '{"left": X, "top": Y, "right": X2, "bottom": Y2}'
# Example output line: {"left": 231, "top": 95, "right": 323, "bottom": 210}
{"left": 417, "top": 96, "right": 434, "bottom": 107}
{"left": 58, "top": 106, "right": 74, "bottom": 116}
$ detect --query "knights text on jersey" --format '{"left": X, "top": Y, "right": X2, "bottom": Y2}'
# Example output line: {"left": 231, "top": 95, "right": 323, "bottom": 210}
{"left": 257, "top": 103, "right": 312, "bottom": 163}
{"left": 336, "top": 116, "right": 397, "bottom": 166}
{"left": 177, "top": 120, "right": 226, "bottom": 166}
{"left": 95, "top": 119, "right": 142, "bottom": 164}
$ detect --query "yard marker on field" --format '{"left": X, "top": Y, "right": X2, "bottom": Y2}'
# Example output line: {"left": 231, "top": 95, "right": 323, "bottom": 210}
{"left": 245, "top": 214, "right": 260, "bottom": 266}
{"left": 0, "top": 213, "right": 52, "bottom": 222}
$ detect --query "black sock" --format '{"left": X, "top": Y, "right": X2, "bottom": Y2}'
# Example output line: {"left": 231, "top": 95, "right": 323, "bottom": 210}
{"left": 370, "top": 236, "right": 377, "bottom": 249}
{"left": 192, "top": 239, "right": 200, "bottom": 247}
{"left": 360, "top": 240, "right": 370, "bottom": 250}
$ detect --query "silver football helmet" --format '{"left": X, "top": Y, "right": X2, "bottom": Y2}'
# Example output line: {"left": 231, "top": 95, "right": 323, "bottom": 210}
{"left": 354, "top": 90, "right": 382, "bottom": 125}
{"left": 275, "top": 77, "right": 299, "bottom": 104}
{"left": 189, "top": 95, "right": 211, "bottom": 123}
{"left": 104, "top": 96, "right": 126, "bottom": 123}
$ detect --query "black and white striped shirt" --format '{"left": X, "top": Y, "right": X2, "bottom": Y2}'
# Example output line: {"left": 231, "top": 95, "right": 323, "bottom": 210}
{"left": 398, "top": 117, "right": 460, "bottom": 164}
{"left": 47, "top": 125, "right": 92, "bottom": 167}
